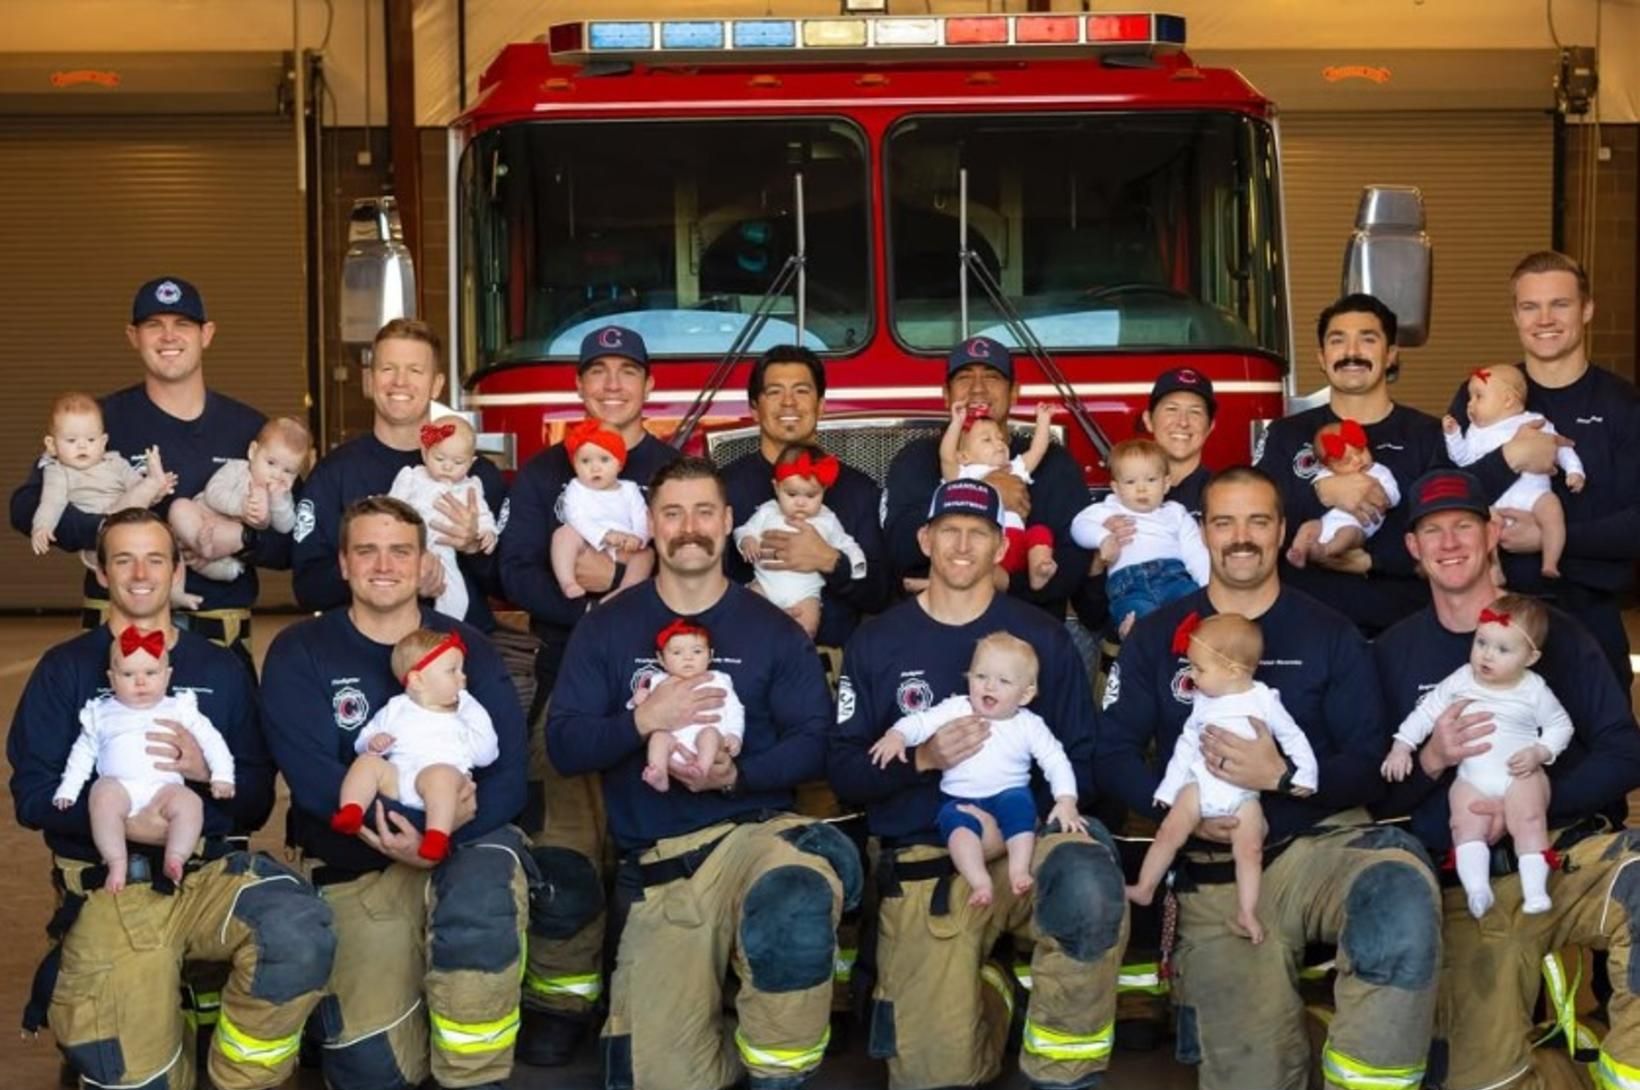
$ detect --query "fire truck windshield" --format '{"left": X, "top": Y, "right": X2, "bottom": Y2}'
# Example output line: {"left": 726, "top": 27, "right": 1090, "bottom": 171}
{"left": 887, "top": 110, "right": 1285, "bottom": 358}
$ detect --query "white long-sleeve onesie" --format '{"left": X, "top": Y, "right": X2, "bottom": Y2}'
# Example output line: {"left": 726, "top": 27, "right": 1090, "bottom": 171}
{"left": 1394, "top": 664, "right": 1573, "bottom": 797}
{"left": 957, "top": 457, "right": 1031, "bottom": 531}
{"left": 1154, "top": 682, "right": 1319, "bottom": 819}
{"left": 388, "top": 465, "right": 498, "bottom": 622}
{"left": 628, "top": 669, "right": 746, "bottom": 761}
{"left": 354, "top": 691, "right": 500, "bottom": 810}
{"left": 889, "top": 695, "right": 1078, "bottom": 801}
{"left": 563, "top": 478, "right": 650, "bottom": 554}
{"left": 56, "top": 690, "right": 235, "bottom": 812}
{"left": 1445, "top": 412, "right": 1586, "bottom": 511}
{"left": 1069, "top": 497, "right": 1209, "bottom": 583}
{"left": 732, "top": 499, "right": 868, "bottom": 609}
{"left": 1315, "top": 462, "right": 1402, "bottom": 544}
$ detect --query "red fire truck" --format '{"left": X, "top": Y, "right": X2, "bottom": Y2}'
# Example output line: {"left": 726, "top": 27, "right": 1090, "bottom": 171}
{"left": 445, "top": 10, "right": 1428, "bottom": 480}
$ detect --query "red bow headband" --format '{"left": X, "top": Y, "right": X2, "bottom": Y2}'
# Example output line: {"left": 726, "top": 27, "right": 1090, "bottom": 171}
{"left": 960, "top": 404, "right": 993, "bottom": 432}
{"left": 403, "top": 630, "right": 467, "bottom": 683}
{"left": 774, "top": 451, "right": 839, "bottom": 489}
{"left": 1319, "top": 419, "right": 1368, "bottom": 462}
{"left": 564, "top": 418, "right": 628, "bottom": 468}
{"left": 1478, "top": 605, "right": 1537, "bottom": 651}
{"left": 117, "top": 625, "right": 165, "bottom": 661}
{"left": 1170, "top": 611, "right": 1201, "bottom": 656}
{"left": 420, "top": 422, "right": 457, "bottom": 449}
{"left": 1471, "top": 368, "right": 1491, "bottom": 384}
{"left": 656, "top": 618, "right": 709, "bottom": 652}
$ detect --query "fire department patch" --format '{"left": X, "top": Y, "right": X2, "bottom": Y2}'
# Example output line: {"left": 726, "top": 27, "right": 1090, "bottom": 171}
{"left": 293, "top": 498, "right": 316, "bottom": 543}
{"left": 496, "top": 498, "right": 511, "bottom": 535}
{"left": 333, "top": 686, "right": 369, "bottom": 731}
{"left": 1100, "top": 663, "right": 1121, "bottom": 711}
{"left": 836, "top": 676, "right": 856, "bottom": 723}
{"left": 154, "top": 280, "right": 182, "bottom": 306}
{"left": 553, "top": 485, "right": 569, "bottom": 524}
{"left": 629, "top": 664, "right": 665, "bottom": 700}
{"left": 1169, "top": 665, "right": 1195, "bottom": 705}
{"left": 896, "top": 677, "right": 935, "bottom": 716}
{"left": 1292, "top": 444, "right": 1322, "bottom": 481}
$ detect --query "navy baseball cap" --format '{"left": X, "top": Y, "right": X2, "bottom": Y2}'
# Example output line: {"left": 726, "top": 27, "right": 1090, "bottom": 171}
{"left": 1150, "top": 367, "right": 1217, "bottom": 418}
{"left": 1405, "top": 469, "right": 1490, "bottom": 526}
{"left": 131, "top": 277, "right": 206, "bottom": 324}
{"left": 946, "top": 336, "right": 1013, "bottom": 382}
{"left": 924, "top": 479, "right": 1005, "bottom": 528}
{"left": 578, "top": 325, "right": 649, "bottom": 373}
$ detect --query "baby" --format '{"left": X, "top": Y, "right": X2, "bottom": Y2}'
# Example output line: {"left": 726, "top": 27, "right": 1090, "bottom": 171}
{"left": 54, "top": 626, "right": 236, "bottom": 892}
{"left": 331, "top": 628, "right": 499, "bottom": 863}
{"left": 1129, "top": 613, "right": 1317, "bottom": 945}
{"left": 1069, "top": 438, "right": 1209, "bottom": 637}
{"left": 629, "top": 620, "right": 746, "bottom": 793}
{"left": 733, "top": 443, "right": 868, "bottom": 639}
{"left": 1287, "top": 419, "right": 1401, "bottom": 572}
{"left": 389, "top": 417, "right": 499, "bottom": 621}
{"left": 1382, "top": 594, "right": 1572, "bottom": 918}
{"left": 550, "top": 418, "right": 654, "bottom": 602}
{"left": 167, "top": 416, "right": 312, "bottom": 583}
{"left": 1444, "top": 367, "right": 1584, "bottom": 578}
{"left": 31, "top": 391, "right": 176, "bottom": 560}
{"left": 940, "top": 402, "right": 1058, "bottom": 591}
{"left": 870, "top": 632, "right": 1084, "bottom": 908}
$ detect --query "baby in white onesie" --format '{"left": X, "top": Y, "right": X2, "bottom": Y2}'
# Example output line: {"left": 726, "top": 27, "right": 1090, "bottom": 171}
{"left": 168, "top": 415, "right": 311, "bottom": 583}
{"left": 1128, "top": 613, "right": 1317, "bottom": 945}
{"left": 940, "top": 402, "right": 1059, "bottom": 591}
{"left": 1287, "top": 418, "right": 1402, "bottom": 573}
{"left": 734, "top": 443, "right": 867, "bottom": 639}
{"left": 550, "top": 419, "right": 654, "bottom": 602}
{"left": 388, "top": 416, "right": 498, "bottom": 622}
{"left": 331, "top": 628, "right": 499, "bottom": 863}
{"left": 55, "top": 627, "right": 236, "bottom": 892}
{"left": 1444, "top": 366, "right": 1585, "bottom": 579}
{"left": 629, "top": 619, "right": 746, "bottom": 793}
{"left": 1382, "top": 594, "right": 1572, "bottom": 918}
{"left": 870, "top": 632, "right": 1085, "bottom": 908}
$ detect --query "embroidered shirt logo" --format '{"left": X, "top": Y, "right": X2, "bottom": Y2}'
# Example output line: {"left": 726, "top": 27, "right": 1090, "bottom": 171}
{"left": 154, "top": 280, "right": 182, "bottom": 306}
{"left": 1170, "top": 665, "right": 1195, "bottom": 705}
{"left": 837, "top": 676, "right": 856, "bottom": 723}
{"left": 896, "top": 677, "right": 935, "bottom": 715}
{"left": 1292, "top": 444, "right": 1322, "bottom": 481}
{"left": 1100, "top": 663, "right": 1121, "bottom": 711}
{"left": 293, "top": 498, "right": 316, "bottom": 543}
{"left": 332, "top": 685, "right": 369, "bottom": 731}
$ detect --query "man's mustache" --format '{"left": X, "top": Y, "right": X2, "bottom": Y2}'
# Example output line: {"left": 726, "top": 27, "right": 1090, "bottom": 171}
{"left": 1333, "top": 355, "right": 1373, "bottom": 371}
{"left": 667, "top": 534, "right": 717, "bottom": 557}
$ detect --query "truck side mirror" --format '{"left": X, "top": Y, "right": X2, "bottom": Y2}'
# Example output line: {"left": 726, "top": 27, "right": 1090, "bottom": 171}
{"left": 1341, "top": 185, "right": 1431, "bottom": 349}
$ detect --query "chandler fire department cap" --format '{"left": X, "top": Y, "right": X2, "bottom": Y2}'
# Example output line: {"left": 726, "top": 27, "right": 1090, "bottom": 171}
{"left": 946, "top": 336, "right": 1013, "bottom": 382}
{"left": 1405, "top": 469, "right": 1490, "bottom": 527}
{"left": 131, "top": 277, "right": 206, "bottom": 324}
{"left": 924, "top": 479, "right": 1005, "bottom": 528}
{"left": 1149, "top": 367, "right": 1217, "bottom": 419}
{"left": 578, "top": 325, "right": 650, "bottom": 373}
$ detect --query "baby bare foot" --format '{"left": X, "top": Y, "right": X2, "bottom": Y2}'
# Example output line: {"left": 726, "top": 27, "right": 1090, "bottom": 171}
{"left": 1541, "top": 564, "right": 1561, "bottom": 579}
{"left": 1010, "top": 871, "right": 1035, "bottom": 896}
{"left": 163, "top": 855, "right": 186, "bottom": 883}
{"left": 103, "top": 860, "right": 127, "bottom": 894}
{"left": 1228, "top": 908, "right": 1265, "bottom": 944}
{"left": 1125, "top": 883, "right": 1155, "bottom": 907}
{"left": 967, "top": 880, "right": 994, "bottom": 908}
{"left": 641, "top": 764, "right": 670, "bottom": 792}
{"left": 561, "top": 582, "right": 587, "bottom": 600}
{"left": 1028, "top": 558, "right": 1057, "bottom": 592}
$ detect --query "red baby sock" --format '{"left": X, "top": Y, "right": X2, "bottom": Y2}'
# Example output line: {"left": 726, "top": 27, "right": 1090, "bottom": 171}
{"left": 330, "top": 803, "right": 364, "bottom": 835}
{"left": 418, "top": 829, "right": 451, "bottom": 862}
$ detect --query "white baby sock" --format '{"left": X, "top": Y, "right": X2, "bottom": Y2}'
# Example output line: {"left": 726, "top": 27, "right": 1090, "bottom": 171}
{"left": 1518, "top": 852, "right": 1552, "bottom": 914}
{"left": 1455, "top": 841, "right": 1494, "bottom": 918}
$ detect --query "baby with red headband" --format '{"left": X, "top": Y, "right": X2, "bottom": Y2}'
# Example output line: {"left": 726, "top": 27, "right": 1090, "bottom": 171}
{"left": 1444, "top": 366, "right": 1585, "bottom": 578}
{"left": 629, "top": 619, "right": 745, "bottom": 792}
{"left": 54, "top": 627, "right": 236, "bottom": 891}
{"left": 551, "top": 418, "right": 654, "bottom": 602}
{"left": 388, "top": 416, "right": 498, "bottom": 621}
{"left": 330, "top": 627, "right": 500, "bottom": 863}
{"left": 1129, "top": 612, "right": 1316, "bottom": 944}
{"left": 733, "top": 442, "right": 868, "bottom": 638}
{"left": 1382, "top": 594, "right": 1572, "bottom": 918}
{"left": 1286, "top": 418, "right": 1402, "bottom": 572}
{"left": 939, "top": 401, "right": 1058, "bottom": 591}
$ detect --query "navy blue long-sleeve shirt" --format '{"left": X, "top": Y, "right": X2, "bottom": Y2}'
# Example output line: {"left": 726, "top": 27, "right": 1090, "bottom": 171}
{"left": 8, "top": 627, "right": 273, "bottom": 863}
{"left": 9, "top": 385, "right": 289, "bottom": 610}
{"left": 1254, "top": 403, "right": 1447, "bottom": 634}
{"left": 259, "top": 607, "right": 526, "bottom": 874}
{"left": 721, "top": 450, "right": 891, "bottom": 647}
{"left": 1372, "top": 605, "right": 1640, "bottom": 853}
{"left": 829, "top": 593, "right": 1097, "bottom": 844}
{"left": 1096, "top": 587, "right": 1388, "bottom": 846}
{"left": 292, "top": 433, "right": 507, "bottom": 629}
{"left": 546, "top": 580, "right": 832, "bottom": 851}
{"left": 882, "top": 434, "right": 1092, "bottom": 618}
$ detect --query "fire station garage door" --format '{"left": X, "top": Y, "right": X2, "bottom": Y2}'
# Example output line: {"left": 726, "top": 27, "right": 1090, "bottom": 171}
{"left": 1279, "top": 111, "right": 1553, "bottom": 415}
{"left": 0, "top": 115, "right": 303, "bottom": 609}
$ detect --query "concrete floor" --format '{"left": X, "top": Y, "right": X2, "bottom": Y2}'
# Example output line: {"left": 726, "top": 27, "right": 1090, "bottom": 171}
{"left": 2, "top": 611, "right": 1636, "bottom": 1088}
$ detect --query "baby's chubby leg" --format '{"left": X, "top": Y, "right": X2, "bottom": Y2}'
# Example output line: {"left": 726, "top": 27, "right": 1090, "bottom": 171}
{"left": 88, "top": 778, "right": 135, "bottom": 893}
{"left": 414, "top": 764, "right": 468, "bottom": 862}
{"left": 1506, "top": 769, "right": 1553, "bottom": 913}
{"left": 643, "top": 730, "right": 678, "bottom": 793}
{"left": 1532, "top": 491, "right": 1568, "bottom": 578}
{"left": 689, "top": 727, "right": 723, "bottom": 777}
{"left": 614, "top": 548, "right": 655, "bottom": 593}
{"left": 787, "top": 597, "right": 821, "bottom": 640}
{"left": 331, "top": 754, "right": 399, "bottom": 834}
{"left": 1228, "top": 798, "right": 1268, "bottom": 944}
{"left": 1129, "top": 782, "right": 1201, "bottom": 906}
{"left": 550, "top": 524, "right": 591, "bottom": 599}
{"left": 150, "top": 784, "right": 204, "bottom": 883}
{"left": 1449, "top": 778, "right": 1500, "bottom": 918}
{"left": 1006, "top": 831, "right": 1038, "bottom": 896}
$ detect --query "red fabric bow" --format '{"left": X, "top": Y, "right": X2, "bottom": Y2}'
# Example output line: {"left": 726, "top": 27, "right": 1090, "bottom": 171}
{"left": 960, "top": 404, "right": 993, "bottom": 432}
{"left": 1319, "top": 419, "right": 1368, "bottom": 462}
{"left": 1170, "top": 611, "right": 1201, "bottom": 656}
{"left": 774, "top": 451, "right": 840, "bottom": 489}
{"left": 563, "top": 418, "right": 628, "bottom": 468}
{"left": 656, "top": 618, "right": 709, "bottom": 652}
{"left": 117, "top": 626, "right": 165, "bottom": 660}
{"left": 403, "top": 630, "right": 467, "bottom": 682}
{"left": 1471, "top": 368, "right": 1491, "bottom": 384}
{"left": 420, "top": 422, "right": 457, "bottom": 449}
{"left": 1478, "top": 607, "right": 1511, "bottom": 627}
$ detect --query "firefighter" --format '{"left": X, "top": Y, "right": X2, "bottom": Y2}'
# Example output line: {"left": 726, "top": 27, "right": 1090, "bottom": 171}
{"left": 547, "top": 457, "right": 861, "bottom": 1090}
{"left": 8, "top": 509, "right": 334, "bottom": 1090}
{"left": 1098, "top": 466, "right": 1439, "bottom": 1090}
{"left": 830, "top": 479, "right": 1126, "bottom": 1090}
{"left": 497, "top": 325, "right": 678, "bottom": 1064}
{"left": 263, "top": 496, "right": 532, "bottom": 1090}
{"left": 1375, "top": 470, "right": 1640, "bottom": 1090}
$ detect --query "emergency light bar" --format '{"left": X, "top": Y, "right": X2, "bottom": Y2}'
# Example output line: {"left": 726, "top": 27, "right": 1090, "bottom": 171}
{"left": 546, "top": 13, "right": 1186, "bottom": 65}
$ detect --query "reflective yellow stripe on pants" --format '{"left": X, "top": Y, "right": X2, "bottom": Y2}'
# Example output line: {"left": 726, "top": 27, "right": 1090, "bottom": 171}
{"left": 524, "top": 969, "right": 603, "bottom": 1003}
{"left": 1597, "top": 1050, "right": 1640, "bottom": 1090}
{"left": 1117, "top": 961, "right": 1168, "bottom": 996}
{"left": 429, "top": 1008, "right": 521, "bottom": 1055}
{"left": 1021, "top": 1018, "right": 1114, "bottom": 1063}
{"left": 981, "top": 963, "right": 1016, "bottom": 1022}
{"left": 214, "top": 1010, "right": 301, "bottom": 1068}
{"left": 1321, "top": 1043, "right": 1424, "bottom": 1090}
{"left": 734, "top": 1026, "right": 830, "bottom": 1074}
{"left": 834, "top": 946, "right": 857, "bottom": 984}
{"left": 1538, "top": 952, "right": 1601, "bottom": 1059}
